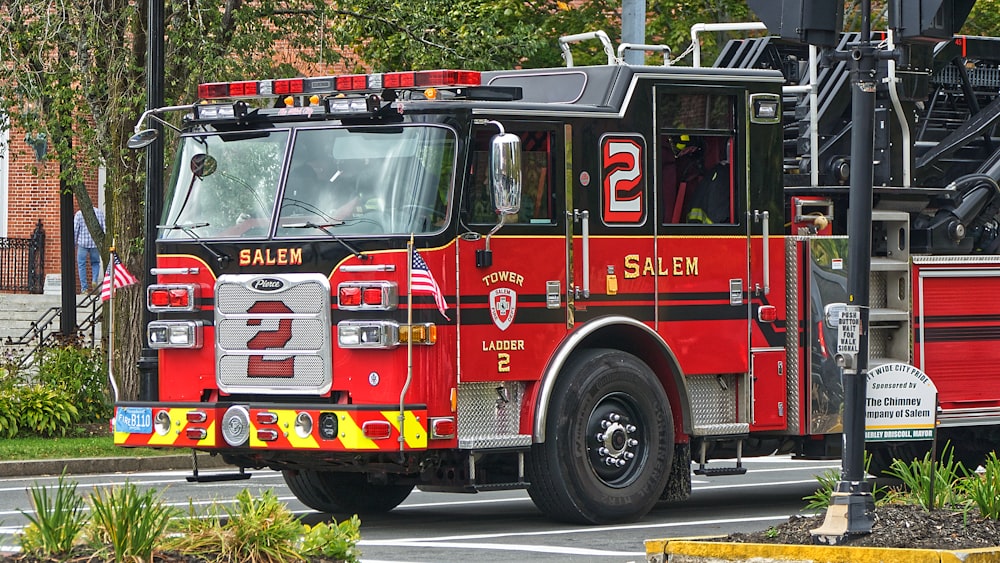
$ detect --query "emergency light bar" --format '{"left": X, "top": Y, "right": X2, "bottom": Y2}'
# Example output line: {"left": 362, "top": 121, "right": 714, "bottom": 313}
{"left": 198, "top": 70, "right": 482, "bottom": 100}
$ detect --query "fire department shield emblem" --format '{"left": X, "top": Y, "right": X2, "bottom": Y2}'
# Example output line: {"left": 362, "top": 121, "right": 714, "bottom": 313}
{"left": 489, "top": 288, "right": 517, "bottom": 331}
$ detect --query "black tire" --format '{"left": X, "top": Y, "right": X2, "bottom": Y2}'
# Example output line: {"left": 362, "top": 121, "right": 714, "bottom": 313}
{"left": 526, "top": 348, "right": 674, "bottom": 524}
{"left": 282, "top": 470, "right": 413, "bottom": 514}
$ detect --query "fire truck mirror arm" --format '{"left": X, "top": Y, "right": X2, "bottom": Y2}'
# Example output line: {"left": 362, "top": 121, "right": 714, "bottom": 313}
{"left": 127, "top": 104, "right": 194, "bottom": 149}
{"left": 476, "top": 120, "right": 522, "bottom": 268}
{"left": 531, "top": 316, "right": 692, "bottom": 443}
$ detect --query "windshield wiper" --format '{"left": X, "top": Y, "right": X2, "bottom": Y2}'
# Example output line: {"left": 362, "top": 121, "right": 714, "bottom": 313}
{"left": 281, "top": 221, "right": 365, "bottom": 259}
{"left": 158, "top": 222, "right": 232, "bottom": 265}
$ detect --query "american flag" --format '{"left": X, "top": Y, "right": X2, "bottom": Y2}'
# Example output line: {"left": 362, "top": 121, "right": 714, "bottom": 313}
{"left": 410, "top": 249, "right": 450, "bottom": 320}
{"left": 101, "top": 251, "right": 139, "bottom": 302}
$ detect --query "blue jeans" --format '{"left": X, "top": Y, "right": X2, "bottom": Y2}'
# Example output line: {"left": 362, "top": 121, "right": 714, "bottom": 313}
{"left": 77, "top": 246, "right": 101, "bottom": 291}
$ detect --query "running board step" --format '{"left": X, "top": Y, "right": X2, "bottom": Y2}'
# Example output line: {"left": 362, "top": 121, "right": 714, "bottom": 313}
{"left": 693, "top": 465, "right": 748, "bottom": 476}
{"left": 693, "top": 436, "right": 748, "bottom": 477}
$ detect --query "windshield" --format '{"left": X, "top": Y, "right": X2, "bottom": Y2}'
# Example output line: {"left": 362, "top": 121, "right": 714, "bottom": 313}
{"left": 276, "top": 125, "right": 455, "bottom": 236}
{"left": 161, "top": 130, "right": 287, "bottom": 239}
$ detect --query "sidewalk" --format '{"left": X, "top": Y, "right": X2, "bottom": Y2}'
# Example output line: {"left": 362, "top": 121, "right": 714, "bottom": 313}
{"left": 0, "top": 453, "right": 230, "bottom": 478}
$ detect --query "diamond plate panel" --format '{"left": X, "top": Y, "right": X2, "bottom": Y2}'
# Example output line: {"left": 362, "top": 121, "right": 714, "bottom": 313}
{"left": 784, "top": 238, "right": 803, "bottom": 432}
{"left": 456, "top": 382, "right": 530, "bottom": 449}
{"left": 869, "top": 329, "right": 887, "bottom": 359}
{"left": 687, "top": 374, "right": 738, "bottom": 427}
{"left": 870, "top": 271, "right": 887, "bottom": 309}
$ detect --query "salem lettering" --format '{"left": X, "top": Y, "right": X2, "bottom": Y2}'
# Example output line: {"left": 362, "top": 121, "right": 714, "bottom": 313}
{"left": 239, "top": 248, "right": 303, "bottom": 267}
{"left": 623, "top": 254, "right": 699, "bottom": 278}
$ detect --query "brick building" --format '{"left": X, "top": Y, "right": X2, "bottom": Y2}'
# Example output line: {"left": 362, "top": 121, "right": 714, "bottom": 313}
{"left": 1, "top": 123, "right": 104, "bottom": 293}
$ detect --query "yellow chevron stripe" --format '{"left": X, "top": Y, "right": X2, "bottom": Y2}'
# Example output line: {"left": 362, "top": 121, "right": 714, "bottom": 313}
{"left": 382, "top": 410, "right": 428, "bottom": 449}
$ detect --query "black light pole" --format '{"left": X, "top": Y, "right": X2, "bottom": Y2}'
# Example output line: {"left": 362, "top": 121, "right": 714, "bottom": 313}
{"left": 839, "top": 0, "right": 877, "bottom": 527}
{"left": 137, "top": 0, "right": 165, "bottom": 401}
{"left": 813, "top": 0, "right": 893, "bottom": 543}
{"left": 60, "top": 177, "right": 76, "bottom": 336}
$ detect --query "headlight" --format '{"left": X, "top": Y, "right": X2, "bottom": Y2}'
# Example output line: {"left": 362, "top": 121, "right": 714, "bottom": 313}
{"left": 337, "top": 320, "right": 399, "bottom": 349}
{"left": 148, "top": 321, "right": 203, "bottom": 349}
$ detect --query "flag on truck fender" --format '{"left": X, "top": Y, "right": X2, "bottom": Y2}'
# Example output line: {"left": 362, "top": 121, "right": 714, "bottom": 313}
{"left": 410, "top": 248, "right": 450, "bottom": 320}
{"left": 101, "top": 250, "right": 138, "bottom": 302}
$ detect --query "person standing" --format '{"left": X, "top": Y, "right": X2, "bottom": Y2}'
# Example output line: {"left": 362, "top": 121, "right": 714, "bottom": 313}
{"left": 74, "top": 205, "right": 106, "bottom": 293}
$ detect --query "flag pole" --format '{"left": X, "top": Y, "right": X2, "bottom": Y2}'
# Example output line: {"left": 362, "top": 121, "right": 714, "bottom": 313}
{"left": 107, "top": 245, "right": 120, "bottom": 403}
{"left": 400, "top": 235, "right": 415, "bottom": 453}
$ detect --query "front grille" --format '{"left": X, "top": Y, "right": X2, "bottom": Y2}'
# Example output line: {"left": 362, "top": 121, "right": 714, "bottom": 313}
{"left": 215, "top": 273, "right": 332, "bottom": 394}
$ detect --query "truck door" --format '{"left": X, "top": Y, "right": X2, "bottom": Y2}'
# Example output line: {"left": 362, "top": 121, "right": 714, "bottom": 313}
{"left": 654, "top": 87, "right": 757, "bottom": 426}
{"left": 457, "top": 123, "right": 568, "bottom": 390}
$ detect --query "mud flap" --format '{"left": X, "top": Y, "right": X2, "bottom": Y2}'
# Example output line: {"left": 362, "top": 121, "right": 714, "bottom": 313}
{"left": 659, "top": 442, "right": 692, "bottom": 502}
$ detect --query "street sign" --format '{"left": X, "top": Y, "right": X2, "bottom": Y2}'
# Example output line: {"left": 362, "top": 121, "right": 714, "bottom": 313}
{"left": 836, "top": 305, "right": 860, "bottom": 354}
{"left": 865, "top": 363, "right": 938, "bottom": 441}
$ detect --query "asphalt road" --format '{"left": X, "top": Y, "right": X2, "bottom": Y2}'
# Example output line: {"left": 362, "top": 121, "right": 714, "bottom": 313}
{"left": 0, "top": 455, "right": 838, "bottom": 562}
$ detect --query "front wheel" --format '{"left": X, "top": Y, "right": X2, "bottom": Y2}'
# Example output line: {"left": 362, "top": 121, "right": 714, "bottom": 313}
{"left": 282, "top": 470, "right": 413, "bottom": 515}
{"left": 526, "top": 348, "right": 674, "bottom": 524}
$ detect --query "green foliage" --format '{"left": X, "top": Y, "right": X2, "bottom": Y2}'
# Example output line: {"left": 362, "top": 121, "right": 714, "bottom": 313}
{"left": 222, "top": 489, "right": 307, "bottom": 563}
{"left": 885, "top": 443, "right": 968, "bottom": 510}
{"left": 803, "top": 452, "right": 886, "bottom": 511}
{"left": 86, "top": 482, "right": 178, "bottom": 562}
{"left": 168, "top": 489, "right": 307, "bottom": 563}
{"left": 803, "top": 467, "right": 841, "bottom": 511}
{"left": 301, "top": 515, "right": 363, "bottom": 563}
{"left": 0, "top": 388, "right": 19, "bottom": 438}
{"left": 18, "top": 474, "right": 89, "bottom": 558}
{"left": 9, "top": 384, "right": 79, "bottom": 437}
{"left": 36, "top": 345, "right": 110, "bottom": 423}
{"left": 165, "top": 502, "right": 228, "bottom": 557}
{"left": 960, "top": 452, "right": 1000, "bottom": 520}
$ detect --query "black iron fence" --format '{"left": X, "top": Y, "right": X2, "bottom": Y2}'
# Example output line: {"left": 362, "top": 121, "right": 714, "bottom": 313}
{"left": 0, "top": 219, "right": 45, "bottom": 293}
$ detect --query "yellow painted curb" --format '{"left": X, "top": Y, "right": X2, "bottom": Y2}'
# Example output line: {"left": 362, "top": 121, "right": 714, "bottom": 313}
{"left": 644, "top": 540, "right": 1000, "bottom": 563}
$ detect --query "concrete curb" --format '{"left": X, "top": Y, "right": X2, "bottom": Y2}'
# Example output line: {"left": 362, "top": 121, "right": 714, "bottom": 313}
{"left": 0, "top": 454, "right": 230, "bottom": 478}
{"left": 645, "top": 539, "right": 1000, "bottom": 563}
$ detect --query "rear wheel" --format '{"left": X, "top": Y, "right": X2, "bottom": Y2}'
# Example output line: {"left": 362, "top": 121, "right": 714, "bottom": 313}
{"left": 282, "top": 470, "right": 413, "bottom": 514}
{"left": 526, "top": 348, "right": 674, "bottom": 524}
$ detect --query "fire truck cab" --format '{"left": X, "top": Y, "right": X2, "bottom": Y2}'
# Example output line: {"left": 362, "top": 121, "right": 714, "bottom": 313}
{"left": 116, "top": 27, "right": 1000, "bottom": 525}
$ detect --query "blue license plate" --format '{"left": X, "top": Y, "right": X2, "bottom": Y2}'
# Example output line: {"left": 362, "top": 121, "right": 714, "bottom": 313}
{"left": 115, "top": 407, "right": 153, "bottom": 434}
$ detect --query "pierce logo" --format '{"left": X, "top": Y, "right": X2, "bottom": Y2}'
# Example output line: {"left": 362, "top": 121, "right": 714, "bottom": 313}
{"left": 489, "top": 288, "right": 517, "bottom": 331}
{"left": 251, "top": 278, "right": 285, "bottom": 292}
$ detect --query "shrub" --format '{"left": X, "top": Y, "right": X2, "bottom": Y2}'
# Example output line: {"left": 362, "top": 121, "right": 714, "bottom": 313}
{"left": 168, "top": 489, "right": 305, "bottom": 563}
{"left": 36, "top": 344, "right": 110, "bottom": 423}
{"left": 0, "top": 388, "right": 19, "bottom": 438}
{"left": 885, "top": 442, "right": 968, "bottom": 510}
{"left": 961, "top": 451, "right": 1000, "bottom": 519}
{"left": 803, "top": 468, "right": 840, "bottom": 511}
{"left": 803, "top": 452, "right": 885, "bottom": 511}
{"left": 15, "top": 384, "right": 79, "bottom": 437}
{"left": 86, "top": 482, "right": 178, "bottom": 562}
{"left": 18, "top": 473, "right": 89, "bottom": 558}
{"left": 301, "top": 515, "right": 363, "bottom": 563}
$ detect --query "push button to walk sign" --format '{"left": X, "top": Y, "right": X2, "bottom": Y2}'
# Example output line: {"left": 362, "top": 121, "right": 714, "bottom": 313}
{"left": 836, "top": 305, "right": 861, "bottom": 369}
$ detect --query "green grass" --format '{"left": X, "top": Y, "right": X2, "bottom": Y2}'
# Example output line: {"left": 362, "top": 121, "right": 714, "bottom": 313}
{"left": 0, "top": 435, "right": 175, "bottom": 460}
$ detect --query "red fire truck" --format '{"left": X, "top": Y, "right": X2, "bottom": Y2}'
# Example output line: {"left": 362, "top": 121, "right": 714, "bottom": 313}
{"left": 116, "top": 29, "right": 1000, "bottom": 524}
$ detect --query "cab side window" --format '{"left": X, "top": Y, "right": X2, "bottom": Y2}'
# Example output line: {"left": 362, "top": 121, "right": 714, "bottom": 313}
{"left": 467, "top": 129, "right": 555, "bottom": 225}
{"left": 658, "top": 92, "right": 736, "bottom": 225}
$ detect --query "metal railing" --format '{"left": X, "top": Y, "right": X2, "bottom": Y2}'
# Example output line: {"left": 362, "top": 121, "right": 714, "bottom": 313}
{"left": 0, "top": 219, "right": 45, "bottom": 293}
{"left": 3, "top": 288, "right": 103, "bottom": 369}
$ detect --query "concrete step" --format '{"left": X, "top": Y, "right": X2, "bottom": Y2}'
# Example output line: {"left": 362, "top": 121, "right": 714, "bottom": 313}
{"left": 0, "top": 292, "right": 102, "bottom": 343}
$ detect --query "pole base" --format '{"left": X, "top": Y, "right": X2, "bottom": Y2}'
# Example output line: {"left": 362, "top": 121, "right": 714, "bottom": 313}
{"left": 810, "top": 491, "right": 875, "bottom": 545}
